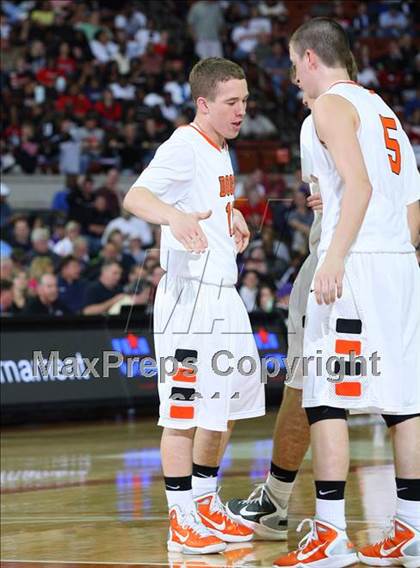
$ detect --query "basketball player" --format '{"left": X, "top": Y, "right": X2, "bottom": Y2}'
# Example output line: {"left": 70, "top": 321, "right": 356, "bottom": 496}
{"left": 123, "top": 58, "right": 264, "bottom": 555}
{"left": 272, "top": 18, "right": 420, "bottom": 568}
{"left": 224, "top": 55, "right": 358, "bottom": 542}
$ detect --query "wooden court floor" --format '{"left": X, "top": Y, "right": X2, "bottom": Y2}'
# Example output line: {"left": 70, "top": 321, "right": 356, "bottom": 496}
{"left": 1, "top": 412, "right": 396, "bottom": 568}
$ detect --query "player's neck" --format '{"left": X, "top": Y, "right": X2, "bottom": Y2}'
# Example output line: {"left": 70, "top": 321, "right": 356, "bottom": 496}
{"left": 317, "top": 70, "right": 352, "bottom": 97}
{"left": 191, "top": 117, "right": 225, "bottom": 149}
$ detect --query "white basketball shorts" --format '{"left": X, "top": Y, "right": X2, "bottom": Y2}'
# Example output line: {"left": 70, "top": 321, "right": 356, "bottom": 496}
{"left": 303, "top": 252, "right": 420, "bottom": 414}
{"left": 154, "top": 274, "right": 265, "bottom": 431}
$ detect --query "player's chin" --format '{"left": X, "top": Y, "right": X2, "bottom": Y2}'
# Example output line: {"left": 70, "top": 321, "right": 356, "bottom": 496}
{"left": 225, "top": 124, "right": 242, "bottom": 139}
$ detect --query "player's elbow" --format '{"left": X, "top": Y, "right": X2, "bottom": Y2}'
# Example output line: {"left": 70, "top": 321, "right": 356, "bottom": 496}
{"left": 122, "top": 188, "right": 135, "bottom": 215}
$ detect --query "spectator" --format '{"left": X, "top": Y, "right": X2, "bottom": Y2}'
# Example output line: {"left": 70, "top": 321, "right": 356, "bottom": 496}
{"left": 72, "top": 236, "right": 90, "bottom": 272}
{"left": 83, "top": 260, "right": 124, "bottom": 315}
{"left": 239, "top": 270, "right": 260, "bottom": 313}
{"left": 352, "top": 2, "right": 372, "bottom": 37}
{"left": 187, "top": 0, "right": 224, "bottom": 59}
{"left": 28, "top": 228, "right": 58, "bottom": 264}
{"left": 95, "top": 167, "right": 122, "bottom": 218}
{"left": 27, "top": 257, "right": 55, "bottom": 295}
{"left": 101, "top": 209, "right": 153, "bottom": 248}
{"left": 83, "top": 194, "right": 113, "bottom": 252}
{"left": 231, "top": 18, "right": 261, "bottom": 60}
{"left": 0, "top": 183, "right": 12, "bottom": 229}
{"left": 287, "top": 190, "right": 313, "bottom": 254}
{"left": 240, "top": 100, "right": 277, "bottom": 138}
{"left": 259, "top": 0, "right": 288, "bottom": 21}
{"left": 0, "top": 258, "right": 14, "bottom": 280}
{"left": 256, "top": 284, "right": 278, "bottom": 314}
{"left": 0, "top": 279, "right": 14, "bottom": 315}
{"left": 53, "top": 221, "right": 81, "bottom": 256}
{"left": 378, "top": 5, "right": 409, "bottom": 37}
{"left": 89, "top": 29, "right": 118, "bottom": 64}
{"left": 11, "top": 270, "right": 28, "bottom": 313}
{"left": 68, "top": 175, "right": 95, "bottom": 224}
{"left": 262, "top": 41, "right": 290, "bottom": 97}
{"left": 7, "top": 216, "right": 31, "bottom": 254}
{"left": 57, "top": 255, "right": 87, "bottom": 313}
{"left": 23, "top": 273, "right": 69, "bottom": 316}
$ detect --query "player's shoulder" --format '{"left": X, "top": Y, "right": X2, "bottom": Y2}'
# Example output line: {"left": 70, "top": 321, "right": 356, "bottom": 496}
{"left": 300, "top": 114, "right": 313, "bottom": 138}
{"left": 155, "top": 125, "right": 196, "bottom": 156}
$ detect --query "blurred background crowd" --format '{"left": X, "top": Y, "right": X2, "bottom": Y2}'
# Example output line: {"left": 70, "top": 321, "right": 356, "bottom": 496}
{"left": 1, "top": 0, "right": 419, "bottom": 319}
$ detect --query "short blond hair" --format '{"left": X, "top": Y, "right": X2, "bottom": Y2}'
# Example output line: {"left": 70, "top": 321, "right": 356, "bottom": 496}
{"left": 189, "top": 57, "right": 245, "bottom": 102}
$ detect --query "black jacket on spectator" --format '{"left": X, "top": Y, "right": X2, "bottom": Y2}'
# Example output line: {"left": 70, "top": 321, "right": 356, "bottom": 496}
{"left": 58, "top": 277, "right": 88, "bottom": 314}
{"left": 84, "top": 281, "right": 122, "bottom": 307}
{"left": 23, "top": 297, "right": 70, "bottom": 316}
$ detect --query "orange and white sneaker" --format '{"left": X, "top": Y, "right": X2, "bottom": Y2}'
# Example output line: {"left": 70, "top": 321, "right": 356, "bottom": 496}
{"left": 358, "top": 517, "right": 420, "bottom": 567}
{"left": 168, "top": 505, "right": 226, "bottom": 555}
{"left": 195, "top": 492, "right": 254, "bottom": 543}
{"left": 272, "top": 518, "right": 357, "bottom": 567}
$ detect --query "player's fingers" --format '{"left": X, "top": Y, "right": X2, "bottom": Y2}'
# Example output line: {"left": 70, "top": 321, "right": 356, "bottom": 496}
{"left": 322, "top": 277, "right": 331, "bottom": 305}
{"left": 336, "top": 275, "right": 343, "bottom": 299}
{"left": 314, "top": 277, "right": 323, "bottom": 305}
{"left": 194, "top": 209, "right": 212, "bottom": 220}
{"left": 328, "top": 278, "right": 336, "bottom": 304}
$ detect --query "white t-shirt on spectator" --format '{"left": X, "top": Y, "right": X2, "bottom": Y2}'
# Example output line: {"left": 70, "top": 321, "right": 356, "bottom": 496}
{"left": 53, "top": 237, "right": 74, "bottom": 256}
{"left": 164, "top": 81, "right": 191, "bottom": 105}
{"left": 232, "top": 24, "right": 259, "bottom": 54}
{"left": 110, "top": 82, "right": 136, "bottom": 100}
{"left": 144, "top": 93, "right": 164, "bottom": 107}
{"left": 102, "top": 216, "right": 153, "bottom": 247}
{"left": 135, "top": 29, "right": 161, "bottom": 55}
{"left": 89, "top": 39, "right": 118, "bottom": 64}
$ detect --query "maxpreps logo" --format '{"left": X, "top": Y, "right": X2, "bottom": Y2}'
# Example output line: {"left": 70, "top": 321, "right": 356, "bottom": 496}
{"left": 111, "top": 333, "right": 157, "bottom": 378}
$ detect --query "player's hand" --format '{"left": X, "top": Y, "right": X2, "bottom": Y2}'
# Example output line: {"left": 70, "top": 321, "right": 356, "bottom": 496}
{"left": 232, "top": 208, "right": 250, "bottom": 253}
{"left": 168, "top": 209, "right": 212, "bottom": 253}
{"left": 307, "top": 193, "right": 323, "bottom": 212}
{"left": 313, "top": 255, "right": 344, "bottom": 305}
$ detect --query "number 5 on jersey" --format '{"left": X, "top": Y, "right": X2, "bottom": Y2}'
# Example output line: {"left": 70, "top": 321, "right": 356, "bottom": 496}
{"left": 380, "top": 115, "right": 401, "bottom": 175}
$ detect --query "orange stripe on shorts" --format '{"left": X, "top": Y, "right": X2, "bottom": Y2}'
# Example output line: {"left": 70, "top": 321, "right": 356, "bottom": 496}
{"left": 335, "top": 382, "right": 361, "bottom": 397}
{"left": 335, "top": 339, "right": 361, "bottom": 356}
{"left": 172, "top": 368, "right": 197, "bottom": 383}
{"left": 170, "top": 405, "right": 195, "bottom": 419}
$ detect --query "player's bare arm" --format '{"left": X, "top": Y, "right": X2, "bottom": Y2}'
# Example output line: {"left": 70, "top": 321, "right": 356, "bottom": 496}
{"left": 232, "top": 208, "right": 250, "bottom": 252}
{"left": 312, "top": 94, "right": 372, "bottom": 305}
{"left": 407, "top": 201, "right": 420, "bottom": 247}
{"left": 123, "top": 186, "right": 211, "bottom": 253}
{"left": 307, "top": 192, "right": 322, "bottom": 211}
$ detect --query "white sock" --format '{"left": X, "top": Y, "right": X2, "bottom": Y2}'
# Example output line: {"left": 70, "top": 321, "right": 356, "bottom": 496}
{"left": 166, "top": 489, "right": 194, "bottom": 513}
{"left": 316, "top": 498, "right": 346, "bottom": 530}
{"left": 266, "top": 473, "right": 294, "bottom": 506}
{"left": 192, "top": 475, "right": 218, "bottom": 498}
{"left": 396, "top": 498, "right": 420, "bottom": 530}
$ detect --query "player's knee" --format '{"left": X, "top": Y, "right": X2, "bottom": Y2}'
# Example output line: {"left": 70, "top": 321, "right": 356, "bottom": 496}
{"left": 382, "top": 413, "right": 420, "bottom": 428}
{"left": 305, "top": 405, "right": 347, "bottom": 426}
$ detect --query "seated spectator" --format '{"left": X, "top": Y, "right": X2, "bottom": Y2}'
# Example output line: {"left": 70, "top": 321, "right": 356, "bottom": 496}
{"left": 110, "top": 74, "right": 136, "bottom": 101}
{"left": 262, "top": 41, "right": 290, "bottom": 96}
{"left": 287, "top": 190, "right": 313, "bottom": 254}
{"left": 23, "top": 273, "right": 69, "bottom": 316}
{"left": 187, "top": 0, "right": 224, "bottom": 59}
{"left": 12, "top": 269, "right": 28, "bottom": 313}
{"left": 27, "top": 228, "right": 59, "bottom": 264}
{"left": 256, "top": 284, "right": 278, "bottom": 314}
{"left": 58, "top": 255, "right": 87, "bottom": 313}
{"left": 259, "top": 0, "right": 288, "bottom": 21}
{"left": 239, "top": 270, "right": 260, "bottom": 313}
{"left": 0, "top": 279, "right": 14, "bottom": 315}
{"left": 7, "top": 216, "right": 31, "bottom": 254}
{"left": 128, "top": 237, "right": 146, "bottom": 264}
{"left": 89, "top": 29, "right": 118, "bottom": 64}
{"left": 94, "top": 89, "right": 122, "bottom": 124}
{"left": 378, "top": 5, "right": 409, "bottom": 37}
{"left": 27, "top": 257, "right": 55, "bottom": 295}
{"left": 352, "top": 2, "right": 372, "bottom": 37}
{"left": 0, "top": 183, "right": 12, "bottom": 228}
{"left": 51, "top": 174, "right": 78, "bottom": 213}
{"left": 72, "top": 236, "right": 90, "bottom": 270}
{"left": 231, "top": 17, "right": 261, "bottom": 60}
{"left": 240, "top": 100, "right": 277, "bottom": 139}
{"left": 101, "top": 209, "right": 153, "bottom": 248}
{"left": 0, "top": 257, "right": 14, "bottom": 280}
{"left": 53, "top": 221, "right": 81, "bottom": 256}
{"left": 95, "top": 167, "right": 122, "bottom": 217}
{"left": 83, "top": 260, "right": 124, "bottom": 315}
{"left": 55, "top": 83, "right": 92, "bottom": 118}
{"left": 83, "top": 194, "right": 113, "bottom": 252}
{"left": 68, "top": 175, "right": 95, "bottom": 224}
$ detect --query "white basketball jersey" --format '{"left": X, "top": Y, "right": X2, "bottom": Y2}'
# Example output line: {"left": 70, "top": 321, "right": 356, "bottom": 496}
{"left": 300, "top": 114, "right": 322, "bottom": 254}
{"left": 133, "top": 124, "right": 238, "bottom": 285}
{"left": 311, "top": 81, "right": 420, "bottom": 254}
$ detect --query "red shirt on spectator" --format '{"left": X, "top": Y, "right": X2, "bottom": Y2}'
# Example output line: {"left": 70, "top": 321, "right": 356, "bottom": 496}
{"left": 94, "top": 100, "right": 122, "bottom": 122}
{"left": 36, "top": 66, "right": 59, "bottom": 88}
{"left": 55, "top": 94, "right": 92, "bottom": 117}
{"left": 56, "top": 56, "right": 77, "bottom": 76}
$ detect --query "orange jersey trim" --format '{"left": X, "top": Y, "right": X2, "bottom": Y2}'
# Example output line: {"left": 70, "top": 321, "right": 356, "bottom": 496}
{"left": 189, "top": 124, "right": 224, "bottom": 152}
{"left": 170, "top": 405, "right": 195, "bottom": 419}
{"left": 335, "top": 382, "right": 362, "bottom": 397}
{"left": 335, "top": 339, "right": 362, "bottom": 356}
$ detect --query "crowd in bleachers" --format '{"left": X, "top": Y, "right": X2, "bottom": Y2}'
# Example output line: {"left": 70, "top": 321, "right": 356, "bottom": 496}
{"left": 0, "top": 0, "right": 418, "bottom": 318}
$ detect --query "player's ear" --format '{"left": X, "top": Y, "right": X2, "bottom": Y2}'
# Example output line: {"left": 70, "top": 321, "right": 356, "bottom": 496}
{"left": 196, "top": 96, "right": 210, "bottom": 115}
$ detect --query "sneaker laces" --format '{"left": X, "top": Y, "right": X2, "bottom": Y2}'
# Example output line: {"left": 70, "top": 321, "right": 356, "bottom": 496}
{"left": 296, "top": 519, "right": 319, "bottom": 551}
{"left": 186, "top": 509, "right": 213, "bottom": 538}
{"left": 210, "top": 490, "right": 241, "bottom": 527}
{"left": 245, "top": 483, "right": 267, "bottom": 506}
{"left": 377, "top": 519, "right": 397, "bottom": 547}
